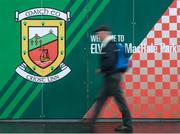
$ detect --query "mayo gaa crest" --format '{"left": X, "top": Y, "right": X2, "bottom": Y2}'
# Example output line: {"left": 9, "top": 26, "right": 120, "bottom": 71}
{"left": 15, "top": 8, "right": 71, "bottom": 83}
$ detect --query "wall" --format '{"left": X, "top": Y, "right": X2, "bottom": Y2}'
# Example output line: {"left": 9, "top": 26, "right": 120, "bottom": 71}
{"left": 0, "top": 0, "right": 179, "bottom": 119}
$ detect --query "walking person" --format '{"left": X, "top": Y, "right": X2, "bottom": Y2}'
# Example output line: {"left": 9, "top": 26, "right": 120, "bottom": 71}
{"left": 90, "top": 26, "right": 133, "bottom": 132}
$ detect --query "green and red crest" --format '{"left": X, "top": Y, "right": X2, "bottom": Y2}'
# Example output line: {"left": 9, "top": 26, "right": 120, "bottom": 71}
{"left": 21, "top": 20, "right": 65, "bottom": 76}
{"left": 16, "top": 8, "right": 71, "bottom": 83}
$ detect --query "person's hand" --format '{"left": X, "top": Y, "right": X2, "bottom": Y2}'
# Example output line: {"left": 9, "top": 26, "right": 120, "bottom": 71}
{"left": 96, "top": 69, "right": 102, "bottom": 74}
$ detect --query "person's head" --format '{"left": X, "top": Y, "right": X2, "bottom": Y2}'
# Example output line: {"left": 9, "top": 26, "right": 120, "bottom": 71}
{"left": 94, "top": 26, "right": 111, "bottom": 41}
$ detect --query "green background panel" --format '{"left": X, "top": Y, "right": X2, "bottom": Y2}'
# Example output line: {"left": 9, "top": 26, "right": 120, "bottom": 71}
{"left": 0, "top": 0, "right": 173, "bottom": 119}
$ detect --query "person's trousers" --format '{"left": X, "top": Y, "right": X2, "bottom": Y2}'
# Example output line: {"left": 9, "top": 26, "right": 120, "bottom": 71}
{"left": 91, "top": 73, "right": 132, "bottom": 127}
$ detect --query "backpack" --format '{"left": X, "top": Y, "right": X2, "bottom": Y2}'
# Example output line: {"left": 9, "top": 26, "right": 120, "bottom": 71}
{"left": 115, "top": 43, "right": 130, "bottom": 72}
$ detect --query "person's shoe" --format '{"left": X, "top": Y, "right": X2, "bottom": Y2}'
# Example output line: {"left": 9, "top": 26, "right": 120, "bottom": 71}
{"left": 115, "top": 125, "right": 133, "bottom": 132}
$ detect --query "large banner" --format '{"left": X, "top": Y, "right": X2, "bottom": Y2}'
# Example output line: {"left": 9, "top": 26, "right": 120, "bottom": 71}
{"left": 0, "top": 0, "right": 179, "bottom": 119}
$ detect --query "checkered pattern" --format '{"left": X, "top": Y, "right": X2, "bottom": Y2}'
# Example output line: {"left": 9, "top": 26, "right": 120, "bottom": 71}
{"left": 84, "top": 0, "right": 180, "bottom": 119}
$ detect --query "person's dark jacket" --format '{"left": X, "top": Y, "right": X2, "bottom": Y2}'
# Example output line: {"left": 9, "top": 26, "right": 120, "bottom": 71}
{"left": 100, "top": 41, "right": 117, "bottom": 75}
